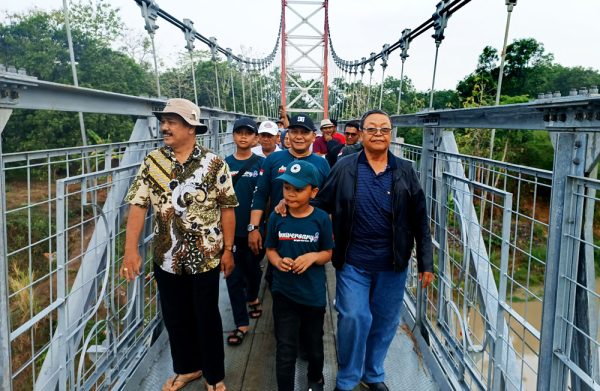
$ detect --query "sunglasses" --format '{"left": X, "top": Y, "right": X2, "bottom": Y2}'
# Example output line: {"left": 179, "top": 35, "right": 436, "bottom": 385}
{"left": 344, "top": 132, "right": 358, "bottom": 137}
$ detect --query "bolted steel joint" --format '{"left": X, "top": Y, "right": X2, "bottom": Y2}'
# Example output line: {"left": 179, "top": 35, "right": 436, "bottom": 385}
{"left": 209, "top": 37, "right": 219, "bottom": 62}
{"left": 431, "top": 0, "right": 450, "bottom": 44}
{"left": 139, "top": 0, "right": 160, "bottom": 35}
{"left": 399, "top": 28, "right": 412, "bottom": 61}
{"left": 183, "top": 19, "right": 196, "bottom": 52}
{"left": 380, "top": 44, "right": 390, "bottom": 70}
{"left": 368, "top": 52, "right": 376, "bottom": 74}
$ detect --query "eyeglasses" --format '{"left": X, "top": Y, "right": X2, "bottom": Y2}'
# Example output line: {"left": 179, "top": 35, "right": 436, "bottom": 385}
{"left": 344, "top": 132, "right": 358, "bottom": 137}
{"left": 363, "top": 127, "right": 392, "bottom": 135}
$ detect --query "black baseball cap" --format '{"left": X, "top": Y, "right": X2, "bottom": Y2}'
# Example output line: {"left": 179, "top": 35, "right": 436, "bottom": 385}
{"left": 232, "top": 117, "right": 258, "bottom": 133}
{"left": 288, "top": 114, "right": 316, "bottom": 132}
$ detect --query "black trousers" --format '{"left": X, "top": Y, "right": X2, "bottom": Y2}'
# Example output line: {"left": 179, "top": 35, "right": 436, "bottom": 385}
{"left": 153, "top": 263, "right": 225, "bottom": 385}
{"left": 225, "top": 236, "right": 264, "bottom": 327}
{"left": 272, "top": 291, "right": 325, "bottom": 391}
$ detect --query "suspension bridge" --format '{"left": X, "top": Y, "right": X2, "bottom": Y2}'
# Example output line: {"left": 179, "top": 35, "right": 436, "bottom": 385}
{"left": 1, "top": 0, "right": 600, "bottom": 390}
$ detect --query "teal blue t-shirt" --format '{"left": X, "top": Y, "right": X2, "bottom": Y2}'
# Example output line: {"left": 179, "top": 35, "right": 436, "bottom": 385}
{"left": 225, "top": 154, "right": 264, "bottom": 237}
{"left": 265, "top": 207, "right": 334, "bottom": 307}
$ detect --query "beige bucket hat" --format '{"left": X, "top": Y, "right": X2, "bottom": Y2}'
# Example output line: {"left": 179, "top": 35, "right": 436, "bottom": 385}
{"left": 153, "top": 98, "right": 208, "bottom": 134}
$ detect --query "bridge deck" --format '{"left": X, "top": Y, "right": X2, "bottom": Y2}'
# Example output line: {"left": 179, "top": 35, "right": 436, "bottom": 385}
{"left": 124, "top": 263, "right": 439, "bottom": 391}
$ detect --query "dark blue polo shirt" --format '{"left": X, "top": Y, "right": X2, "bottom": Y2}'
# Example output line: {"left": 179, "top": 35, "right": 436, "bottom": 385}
{"left": 346, "top": 152, "right": 395, "bottom": 271}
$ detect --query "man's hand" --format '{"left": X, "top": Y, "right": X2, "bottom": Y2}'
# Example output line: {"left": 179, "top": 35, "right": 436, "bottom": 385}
{"left": 291, "top": 254, "right": 314, "bottom": 274}
{"left": 323, "top": 133, "right": 333, "bottom": 142}
{"left": 248, "top": 230, "right": 263, "bottom": 255}
{"left": 273, "top": 199, "right": 288, "bottom": 217}
{"left": 120, "top": 250, "right": 142, "bottom": 282}
{"left": 274, "top": 256, "right": 294, "bottom": 273}
{"left": 221, "top": 250, "right": 235, "bottom": 278}
{"left": 419, "top": 271, "right": 435, "bottom": 289}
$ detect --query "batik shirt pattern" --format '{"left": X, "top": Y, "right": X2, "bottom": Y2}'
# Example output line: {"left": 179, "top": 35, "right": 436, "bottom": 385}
{"left": 125, "top": 143, "right": 238, "bottom": 275}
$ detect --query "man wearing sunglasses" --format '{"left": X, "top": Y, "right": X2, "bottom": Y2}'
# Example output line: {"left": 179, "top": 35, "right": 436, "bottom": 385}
{"left": 314, "top": 109, "right": 434, "bottom": 391}
{"left": 325, "top": 120, "right": 362, "bottom": 166}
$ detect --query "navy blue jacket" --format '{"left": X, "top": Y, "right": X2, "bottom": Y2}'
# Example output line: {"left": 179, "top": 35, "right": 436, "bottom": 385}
{"left": 313, "top": 150, "right": 433, "bottom": 273}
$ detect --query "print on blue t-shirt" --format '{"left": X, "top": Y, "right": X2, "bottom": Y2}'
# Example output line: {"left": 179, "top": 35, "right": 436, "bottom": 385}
{"left": 264, "top": 207, "right": 334, "bottom": 307}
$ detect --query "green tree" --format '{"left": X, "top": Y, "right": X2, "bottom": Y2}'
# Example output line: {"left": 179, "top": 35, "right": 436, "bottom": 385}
{"left": 0, "top": 3, "right": 154, "bottom": 152}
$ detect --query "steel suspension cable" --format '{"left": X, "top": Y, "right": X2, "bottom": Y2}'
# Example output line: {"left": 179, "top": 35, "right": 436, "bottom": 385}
{"left": 239, "top": 62, "right": 247, "bottom": 113}
{"left": 366, "top": 54, "right": 375, "bottom": 111}
{"left": 228, "top": 58, "right": 237, "bottom": 112}
{"left": 378, "top": 45, "right": 390, "bottom": 109}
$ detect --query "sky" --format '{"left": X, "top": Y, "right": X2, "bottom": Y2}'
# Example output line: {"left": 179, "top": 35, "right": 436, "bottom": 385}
{"left": 2, "top": 0, "right": 600, "bottom": 92}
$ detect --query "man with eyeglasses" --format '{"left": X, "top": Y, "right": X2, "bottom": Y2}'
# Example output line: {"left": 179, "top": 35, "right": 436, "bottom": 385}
{"left": 325, "top": 120, "right": 362, "bottom": 166}
{"left": 314, "top": 109, "right": 434, "bottom": 391}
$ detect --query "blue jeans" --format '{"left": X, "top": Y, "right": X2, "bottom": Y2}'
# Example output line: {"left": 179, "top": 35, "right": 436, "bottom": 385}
{"left": 225, "top": 236, "right": 264, "bottom": 327}
{"left": 335, "top": 263, "right": 408, "bottom": 390}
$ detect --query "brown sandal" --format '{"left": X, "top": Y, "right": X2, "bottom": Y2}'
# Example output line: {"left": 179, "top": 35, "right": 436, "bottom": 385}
{"left": 248, "top": 301, "right": 263, "bottom": 319}
{"left": 206, "top": 380, "right": 227, "bottom": 391}
{"left": 162, "top": 371, "right": 203, "bottom": 391}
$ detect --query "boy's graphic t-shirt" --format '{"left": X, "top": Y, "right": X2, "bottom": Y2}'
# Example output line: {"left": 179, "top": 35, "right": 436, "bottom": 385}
{"left": 225, "top": 154, "right": 264, "bottom": 237}
{"left": 265, "top": 207, "right": 334, "bottom": 307}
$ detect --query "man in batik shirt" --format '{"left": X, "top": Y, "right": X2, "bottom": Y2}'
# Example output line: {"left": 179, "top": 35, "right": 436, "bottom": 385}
{"left": 121, "top": 98, "right": 237, "bottom": 391}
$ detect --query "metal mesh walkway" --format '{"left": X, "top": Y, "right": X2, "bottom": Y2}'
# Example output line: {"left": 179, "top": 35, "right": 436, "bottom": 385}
{"left": 124, "top": 263, "right": 439, "bottom": 391}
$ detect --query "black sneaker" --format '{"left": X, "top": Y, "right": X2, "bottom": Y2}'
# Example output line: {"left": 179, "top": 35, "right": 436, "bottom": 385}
{"left": 307, "top": 378, "right": 324, "bottom": 391}
{"left": 360, "top": 381, "right": 389, "bottom": 391}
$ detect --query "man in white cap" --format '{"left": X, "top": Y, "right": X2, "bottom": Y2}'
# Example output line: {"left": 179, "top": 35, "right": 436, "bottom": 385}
{"left": 313, "top": 118, "right": 345, "bottom": 158}
{"left": 251, "top": 120, "right": 282, "bottom": 158}
{"left": 120, "top": 98, "right": 236, "bottom": 391}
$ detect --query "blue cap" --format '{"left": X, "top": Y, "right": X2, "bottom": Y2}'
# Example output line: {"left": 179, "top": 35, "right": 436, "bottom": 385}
{"left": 276, "top": 160, "right": 320, "bottom": 188}
{"left": 232, "top": 117, "right": 258, "bottom": 133}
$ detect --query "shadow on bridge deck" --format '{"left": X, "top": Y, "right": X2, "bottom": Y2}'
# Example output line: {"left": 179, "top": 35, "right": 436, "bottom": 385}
{"left": 123, "top": 263, "right": 439, "bottom": 391}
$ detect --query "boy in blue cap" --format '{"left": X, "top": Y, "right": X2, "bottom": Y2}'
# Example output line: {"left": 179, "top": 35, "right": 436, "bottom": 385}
{"left": 224, "top": 117, "right": 265, "bottom": 346}
{"left": 264, "top": 160, "right": 334, "bottom": 391}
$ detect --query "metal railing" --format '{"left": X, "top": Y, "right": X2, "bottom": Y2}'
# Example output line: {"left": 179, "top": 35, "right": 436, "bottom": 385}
{"left": 0, "top": 69, "right": 244, "bottom": 390}
{"left": 1, "top": 69, "right": 600, "bottom": 390}
{"left": 396, "top": 94, "right": 600, "bottom": 390}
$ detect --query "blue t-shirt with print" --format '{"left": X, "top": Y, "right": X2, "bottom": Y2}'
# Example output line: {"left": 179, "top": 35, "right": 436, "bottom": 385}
{"left": 225, "top": 154, "right": 264, "bottom": 237}
{"left": 265, "top": 207, "right": 334, "bottom": 307}
{"left": 251, "top": 150, "right": 330, "bottom": 215}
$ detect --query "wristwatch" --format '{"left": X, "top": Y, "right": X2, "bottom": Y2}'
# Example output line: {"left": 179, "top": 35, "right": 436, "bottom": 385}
{"left": 247, "top": 224, "right": 259, "bottom": 232}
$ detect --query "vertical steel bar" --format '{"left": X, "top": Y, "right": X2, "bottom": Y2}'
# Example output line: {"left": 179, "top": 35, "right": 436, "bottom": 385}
{"left": 229, "top": 67, "right": 236, "bottom": 113}
{"left": 492, "top": 191, "right": 513, "bottom": 390}
{"left": 538, "top": 132, "right": 585, "bottom": 390}
{"left": 56, "top": 182, "right": 68, "bottom": 391}
{"left": 323, "top": 0, "right": 330, "bottom": 118}
{"left": 429, "top": 44, "right": 440, "bottom": 109}
{"left": 189, "top": 51, "right": 198, "bottom": 106}
{"left": 0, "top": 109, "right": 13, "bottom": 391}
{"left": 280, "top": 0, "right": 287, "bottom": 110}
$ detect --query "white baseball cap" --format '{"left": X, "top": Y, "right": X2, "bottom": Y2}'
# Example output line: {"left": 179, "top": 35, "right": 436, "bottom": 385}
{"left": 258, "top": 120, "right": 279, "bottom": 135}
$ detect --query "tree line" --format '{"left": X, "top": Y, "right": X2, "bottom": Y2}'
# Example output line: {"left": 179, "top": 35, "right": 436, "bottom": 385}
{"left": 1, "top": 2, "right": 600, "bottom": 169}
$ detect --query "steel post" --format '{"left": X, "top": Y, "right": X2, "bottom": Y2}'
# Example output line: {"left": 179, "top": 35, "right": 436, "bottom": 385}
{"left": 0, "top": 109, "right": 13, "bottom": 391}
{"left": 538, "top": 132, "right": 586, "bottom": 390}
